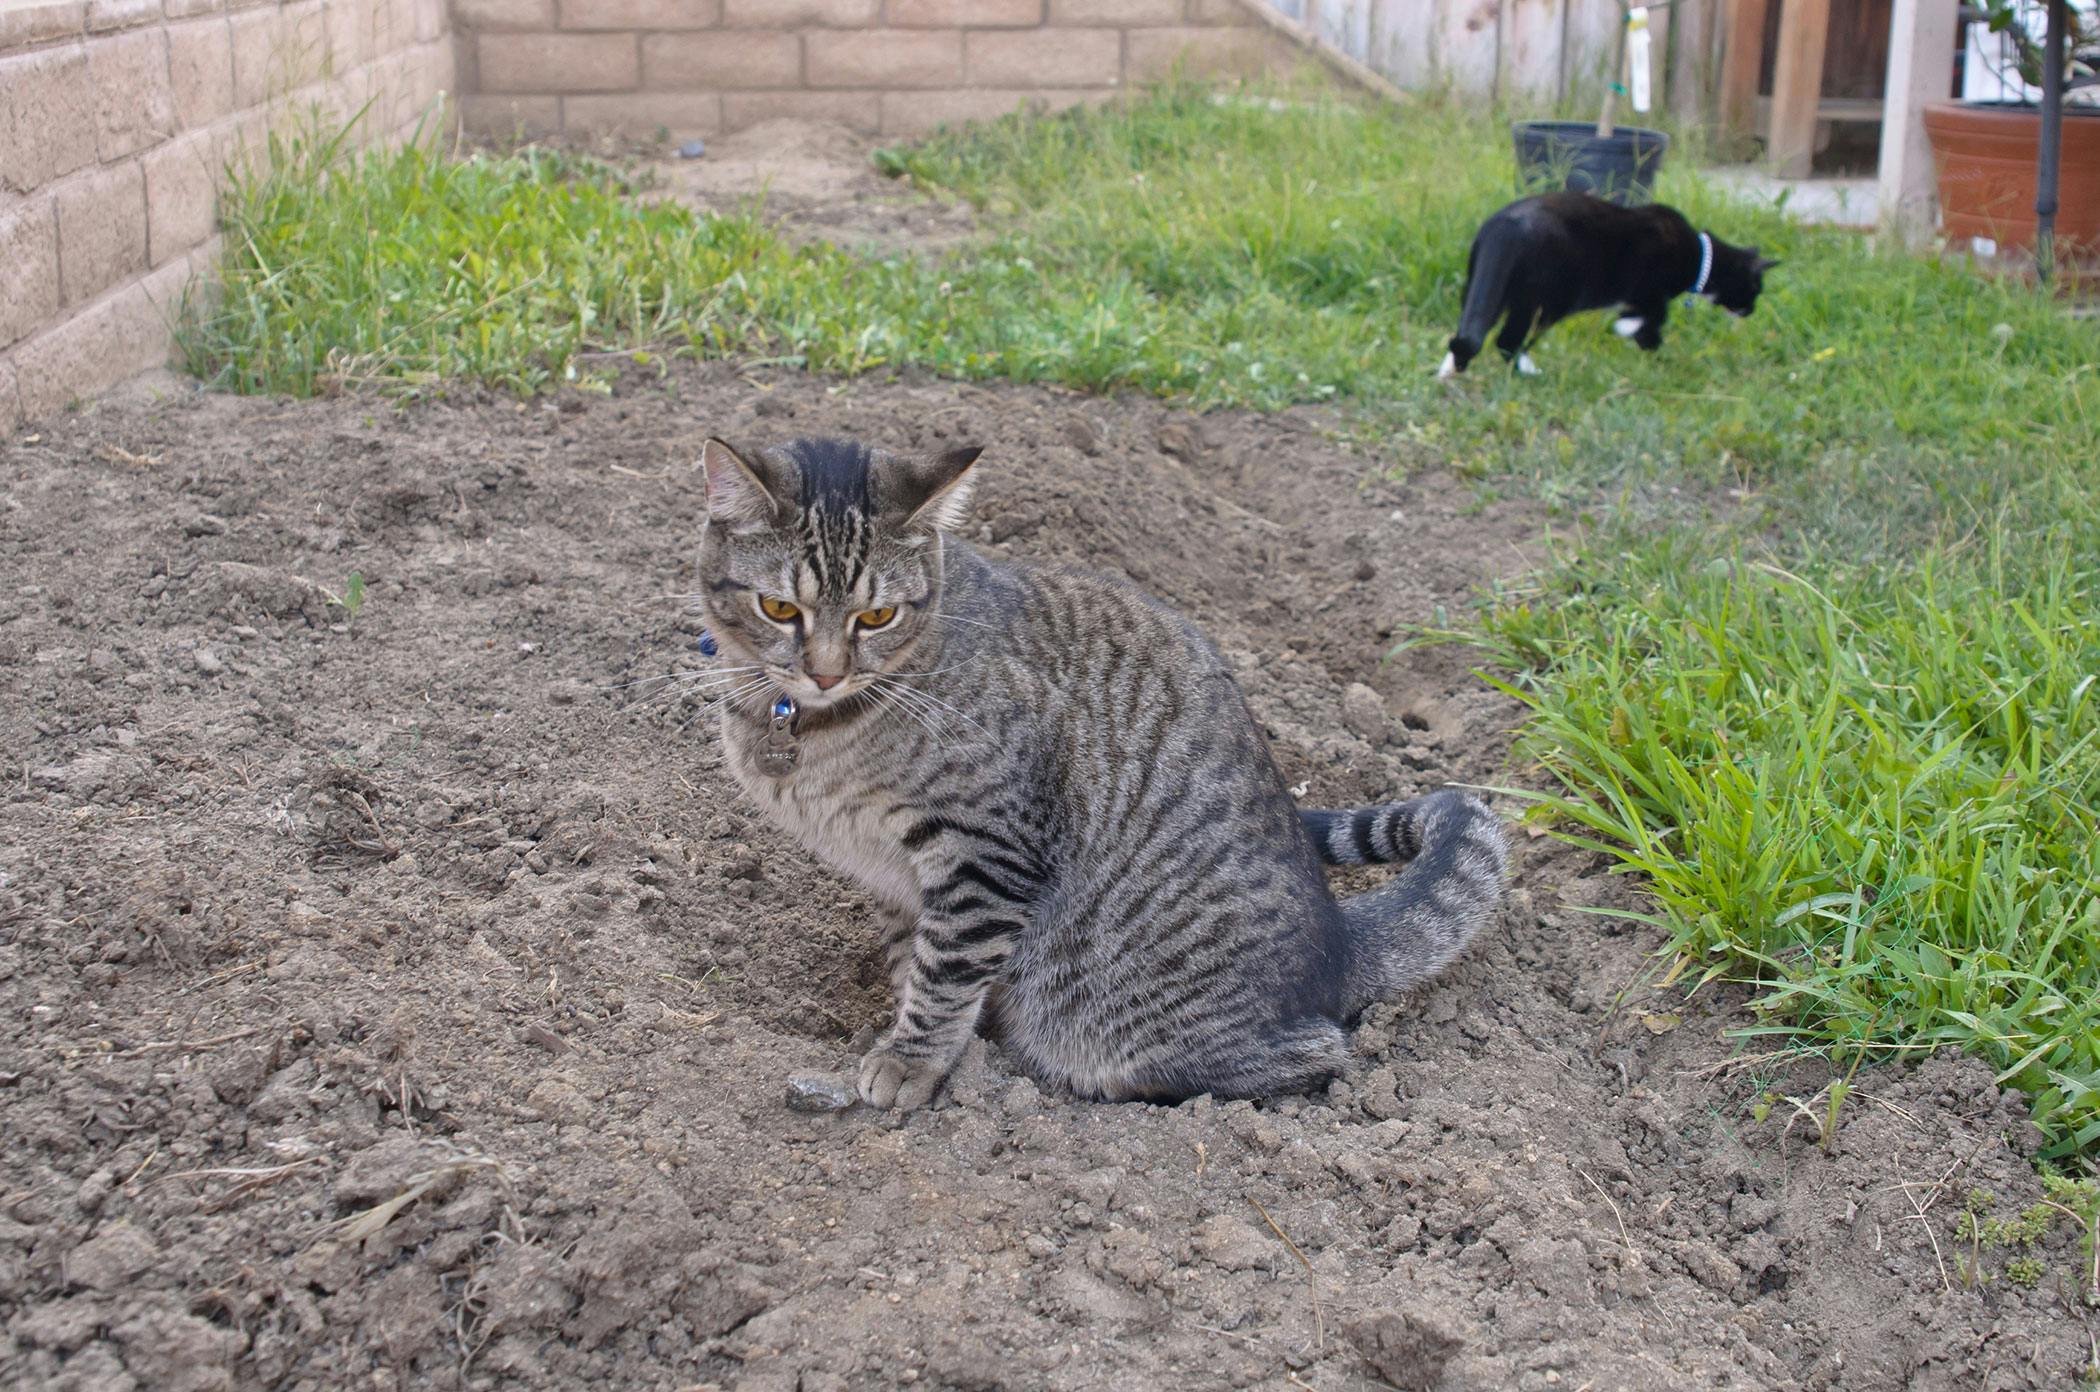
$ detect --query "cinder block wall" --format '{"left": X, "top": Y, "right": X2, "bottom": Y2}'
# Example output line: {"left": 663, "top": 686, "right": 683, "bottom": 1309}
{"left": 455, "top": 0, "right": 1307, "bottom": 141}
{"left": 0, "top": 0, "right": 454, "bottom": 429}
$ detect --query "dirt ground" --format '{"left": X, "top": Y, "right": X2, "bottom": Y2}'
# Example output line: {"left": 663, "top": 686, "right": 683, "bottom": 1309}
{"left": 647, "top": 118, "right": 977, "bottom": 257}
{"left": 2, "top": 362, "right": 2094, "bottom": 1392}
{"left": 3, "top": 120, "right": 2097, "bottom": 1392}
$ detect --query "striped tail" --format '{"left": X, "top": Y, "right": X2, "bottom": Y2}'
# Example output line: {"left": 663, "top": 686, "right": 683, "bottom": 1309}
{"left": 1300, "top": 791, "right": 1509, "bottom": 1017}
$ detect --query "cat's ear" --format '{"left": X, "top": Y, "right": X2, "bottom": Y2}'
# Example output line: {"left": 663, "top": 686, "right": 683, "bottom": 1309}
{"left": 888, "top": 445, "right": 984, "bottom": 536}
{"left": 701, "top": 438, "right": 785, "bottom": 533}
{"left": 1754, "top": 256, "right": 1782, "bottom": 274}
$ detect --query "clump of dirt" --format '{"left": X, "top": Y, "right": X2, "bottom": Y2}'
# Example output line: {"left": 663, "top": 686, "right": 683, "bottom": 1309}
{"left": 2, "top": 364, "right": 2094, "bottom": 1392}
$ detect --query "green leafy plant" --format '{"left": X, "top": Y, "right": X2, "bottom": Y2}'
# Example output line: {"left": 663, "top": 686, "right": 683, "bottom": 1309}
{"left": 2040, "top": 1173, "right": 2100, "bottom": 1305}
{"left": 1970, "top": 1, "right": 2099, "bottom": 100}
{"left": 323, "top": 571, "right": 366, "bottom": 623}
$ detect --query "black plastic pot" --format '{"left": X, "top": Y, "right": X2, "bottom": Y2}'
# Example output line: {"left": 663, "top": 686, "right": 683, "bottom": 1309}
{"left": 1511, "top": 121, "right": 1670, "bottom": 205}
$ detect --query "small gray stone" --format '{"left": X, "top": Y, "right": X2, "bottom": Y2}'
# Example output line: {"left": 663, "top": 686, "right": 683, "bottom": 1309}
{"left": 65, "top": 1221, "right": 158, "bottom": 1291}
{"left": 678, "top": 139, "right": 707, "bottom": 159}
{"left": 1340, "top": 682, "right": 1391, "bottom": 745}
{"left": 1192, "top": 1214, "right": 1274, "bottom": 1271}
{"left": 1345, "top": 1310, "right": 1465, "bottom": 1392}
{"left": 75, "top": 1168, "right": 116, "bottom": 1214}
{"left": 784, "top": 1072, "right": 855, "bottom": 1113}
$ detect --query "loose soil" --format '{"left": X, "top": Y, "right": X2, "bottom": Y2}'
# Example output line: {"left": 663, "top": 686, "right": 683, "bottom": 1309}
{"left": 3, "top": 361, "right": 2095, "bottom": 1392}
{"left": 649, "top": 118, "right": 977, "bottom": 257}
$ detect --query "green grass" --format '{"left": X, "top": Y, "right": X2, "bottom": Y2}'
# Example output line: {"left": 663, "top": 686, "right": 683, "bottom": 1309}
{"left": 189, "top": 91, "right": 2093, "bottom": 494}
{"left": 180, "top": 87, "right": 2100, "bottom": 1161}
{"left": 1460, "top": 525, "right": 2100, "bottom": 1160}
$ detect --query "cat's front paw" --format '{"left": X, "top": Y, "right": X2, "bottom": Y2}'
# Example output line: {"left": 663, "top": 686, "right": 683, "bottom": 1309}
{"left": 858, "top": 1046, "right": 947, "bottom": 1110}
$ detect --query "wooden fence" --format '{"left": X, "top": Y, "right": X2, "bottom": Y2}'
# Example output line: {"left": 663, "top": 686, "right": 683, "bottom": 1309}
{"left": 1253, "top": 0, "right": 1733, "bottom": 124}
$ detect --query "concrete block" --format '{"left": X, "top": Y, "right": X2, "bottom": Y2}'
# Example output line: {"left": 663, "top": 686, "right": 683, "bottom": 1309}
{"left": 721, "top": 0, "right": 873, "bottom": 24}
{"left": 85, "top": 0, "right": 161, "bottom": 32}
{"left": 887, "top": 0, "right": 1039, "bottom": 24}
{"left": 144, "top": 128, "right": 222, "bottom": 268}
{"left": 228, "top": 5, "right": 284, "bottom": 106}
{"left": 88, "top": 27, "right": 179, "bottom": 161}
{"left": 966, "top": 27, "right": 1118, "bottom": 87}
{"left": 805, "top": 27, "right": 957, "bottom": 87}
{"left": 453, "top": 0, "right": 554, "bottom": 30}
{"left": 167, "top": 16, "right": 238, "bottom": 129}
{"left": 14, "top": 305, "right": 119, "bottom": 419}
{"left": 1125, "top": 24, "right": 1290, "bottom": 80}
{"left": 0, "top": 356, "right": 22, "bottom": 435}
{"left": 560, "top": 0, "right": 720, "bottom": 28}
{"left": 56, "top": 159, "right": 149, "bottom": 307}
{"left": 0, "top": 44, "right": 103, "bottom": 192}
{"left": 642, "top": 30, "right": 798, "bottom": 89}
{"left": 0, "top": 200, "right": 62, "bottom": 351}
{"left": 1052, "top": 0, "right": 1177, "bottom": 22}
{"left": 0, "top": 1, "right": 86, "bottom": 49}
{"left": 479, "top": 32, "right": 639, "bottom": 91}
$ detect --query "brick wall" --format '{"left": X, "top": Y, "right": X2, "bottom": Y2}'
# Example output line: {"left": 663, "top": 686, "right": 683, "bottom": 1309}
{"left": 454, "top": 0, "right": 1308, "bottom": 142}
{"left": 0, "top": 0, "right": 454, "bottom": 429}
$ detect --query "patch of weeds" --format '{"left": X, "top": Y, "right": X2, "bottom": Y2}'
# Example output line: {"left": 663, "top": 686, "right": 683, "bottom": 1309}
{"left": 1952, "top": 1177, "right": 2100, "bottom": 1295}
{"left": 2041, "top": 1173, "right": 2100, "bottom": 1306}
{"left": 1957, "top": 1189, "right": 2054, "bottom": 1249}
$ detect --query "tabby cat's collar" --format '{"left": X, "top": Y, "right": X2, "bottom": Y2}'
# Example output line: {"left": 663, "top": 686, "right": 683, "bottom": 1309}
{"left": 750, "top": 687, "right": 877, "bottom": 777}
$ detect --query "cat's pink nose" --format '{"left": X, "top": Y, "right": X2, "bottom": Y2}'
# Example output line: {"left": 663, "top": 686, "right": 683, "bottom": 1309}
{"left": 810, "top": 673, "right": 845, "bottom": 690}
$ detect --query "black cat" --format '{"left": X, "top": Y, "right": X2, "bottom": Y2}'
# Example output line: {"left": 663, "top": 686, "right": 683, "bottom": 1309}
{"left": 1439, "top": 192, "right": 1777, "bottom": 378}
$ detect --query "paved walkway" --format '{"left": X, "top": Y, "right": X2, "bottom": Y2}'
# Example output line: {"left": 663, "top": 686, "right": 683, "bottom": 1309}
{"left": 1704, "top": 168, "right": 1880, "bottom": 228}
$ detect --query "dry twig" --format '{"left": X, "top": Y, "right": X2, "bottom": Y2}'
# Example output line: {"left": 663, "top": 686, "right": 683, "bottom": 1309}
{"left": 1578, "top": 1168, "right": 1641, "bottom": 1264}
{"left": 1247, "top": 1196, "right": 1323, "bottom": 1352}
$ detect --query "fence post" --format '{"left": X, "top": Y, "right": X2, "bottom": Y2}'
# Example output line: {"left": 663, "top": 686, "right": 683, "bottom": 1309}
{"left": 1876, "top": 0, "right": 1960, "bottom": 247}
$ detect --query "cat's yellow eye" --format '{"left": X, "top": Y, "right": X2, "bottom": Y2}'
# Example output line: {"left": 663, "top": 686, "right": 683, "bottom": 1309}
{"left": 758, "top": 596, "right": 801, "bottom": 623}
{"left": 855, "top": 607, "right": 897, "bottom": 630}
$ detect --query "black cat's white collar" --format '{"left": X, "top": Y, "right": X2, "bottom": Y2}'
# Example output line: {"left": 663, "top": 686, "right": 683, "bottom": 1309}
{"left": 1688, "top": 232, "right": 1714, "bottom": 301}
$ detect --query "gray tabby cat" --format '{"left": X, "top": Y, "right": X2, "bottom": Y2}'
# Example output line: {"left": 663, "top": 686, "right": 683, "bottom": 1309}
{"left": 695, "top": 436, "right": 1507, "bottom": 1111}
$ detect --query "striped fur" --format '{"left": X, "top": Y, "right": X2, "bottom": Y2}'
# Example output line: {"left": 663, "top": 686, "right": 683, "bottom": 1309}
{"left": 696, "top": 436, "right": 1509, "bottom": 1110}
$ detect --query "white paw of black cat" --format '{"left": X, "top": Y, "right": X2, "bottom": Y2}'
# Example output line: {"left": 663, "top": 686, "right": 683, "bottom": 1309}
{"left": 1435, "top": 352, "right": 1458, "bottom": 380}
{"left": 858, "top": 1045, "right": 947, "bottom": 1110}
{"left": 1613, "top": 316, "right": 1645, "bottom": 338}
{"left": 1516, "top": 354, "right": 1542, "bottom": 376}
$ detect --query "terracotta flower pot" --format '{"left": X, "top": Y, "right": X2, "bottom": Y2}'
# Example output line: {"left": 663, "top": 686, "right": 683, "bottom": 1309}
{"left": 1923, "top": 101, "right": 2100, "bottom": 256}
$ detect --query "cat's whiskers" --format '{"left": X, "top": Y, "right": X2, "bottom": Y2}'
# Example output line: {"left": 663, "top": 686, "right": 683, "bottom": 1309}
{"left": 618, "top": 667, "right": 774, "bottom": 718}
{"left": 927, "top": 609, "right": 999, "bottom": 632}
{"left": 862, "top": 674, "right": 944, "bottom": 736}
{"left": 883, "top": 651, "right": 985, "bottom": 681}
{"left": 867, "top": 673, "right": 988, "bottom": 741}
{"left": 702, "top": 675, "right": 776, "bottom": 715}
{"left": 606, "top": 664, "right": 763, "bottom": 696}
{"left": 868, "top": 680, "right": 945, "bottom": 745}
{"left": 879, "top": 684, "right": 959, "bottom": 749}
